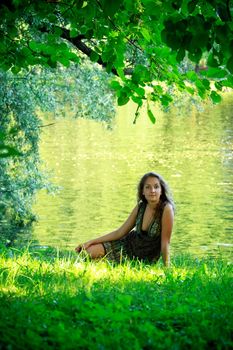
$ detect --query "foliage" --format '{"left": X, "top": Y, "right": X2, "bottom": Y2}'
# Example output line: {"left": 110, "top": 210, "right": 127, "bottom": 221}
{"left": 50, "top": 62, "right": 116, "bottom": 122}
{"left": 0, "top": 71, "right": 44, "bottom": 242}
{"left": 0, "top": 0, "right": 233, "bottom": 119}
{"left": 0, "top": 63, "right": 115, "bottom": 241}
{"left": 0, "top": 0, "right": 232, "bottom": 241}
{"left": 0, "top": 247, "right": 232, "bottom": 349}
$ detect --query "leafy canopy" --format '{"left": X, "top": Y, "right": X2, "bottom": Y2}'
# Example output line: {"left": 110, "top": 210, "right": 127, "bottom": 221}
{"left": 0, "top": 0, "right": 233, "bottom": 113}
{"left": 0, "top": 0, "right": 232, "bottom": 237}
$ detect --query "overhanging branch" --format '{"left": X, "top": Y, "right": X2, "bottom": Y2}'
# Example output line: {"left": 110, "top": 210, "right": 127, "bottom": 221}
{"left": 60, "top": 28, "right": 133, "bottom": 76}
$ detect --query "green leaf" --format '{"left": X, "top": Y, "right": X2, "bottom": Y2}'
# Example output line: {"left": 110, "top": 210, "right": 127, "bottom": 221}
{"left": 134, "top": 86, "right": 145, "bottom": 97}
{"left": 186, "top": 86, "right": 195, "bottom": 95}
{"left": 210, "top": 91, "right": 222, "bottom": 104}
{"left": 154, "top": 47, "right": 171, "bottom": 59}
{"left": 0, "top": 42, "right": 7, "bottom": 54}
{"left": 188, "top": 48, "right": 202, "bottom": 63}
{"left": 0, "top": 144, "right": 22, "bottom": 158}
{"left": 215, "top": 81, "right": 223, "bottom": 91}
{"left": 160, "top": 94, "right": 173, "bottom": 107}
{"left": 171, "top": 0, "right": 182, "bottom": 10}
{"left": 118, "top": 94, "right": 130, "bottom": 106}
{"left": 7, "top": 25, "right": 18, "bottom": 38}
{"left": 101, "top": 0, "right": 121, "bottom": 17}
{"left": 176, "top": 48, "right": 185, "bottom": 62}
{"left": 81, "top": 3, "right": 96, "bottom": 21}
{"left": 221, "top": 77, "right": 233, "bottom": 88}
{"left": 132, "top": 65, "right": 150, "bottom": 84}
{"left": 70, "top": 28, "right": 79, "bottom": 38}
{"left": 20, "top": 47, "right": 32, "bottom": 57}
{"left": 116, "top": 67, "right": 125, "bottom": 80}
{"left": 162, "top": 28, "right": 181, "bottom": 50}
{"left": 195, "top": 80, "right": 206, "bottom": 99}
{"left": 207, "top": 53, "right": 219, "bottom": 68}
{"left": 201, "top": 79, "right": 210, "bottom": 90}
{"left": 47, "top": 33, "right": 57, "bottom": 43}
{"left": 186, "top": 71, "right": 198, "bottom": 82}
{"left": 11, "top": 66, "right": 21, "bottom": 74}
{"left": 117, "top": 86, "right": 131, "bottom": 105}
{"left": 40, "top": 44, "right": 55, "bottom": 55}
{"left": 47, "top": 14, "right": 58, "bottom": 23}
{"left": 47, "top": 58, "right": 57, "bottom": 68}
{"left": 29, "top": 41, "right": 41, "bottom": 53}
{"left": 131, "top": 95, "right": 143, "bottom": 107}
{"left": 66, "top": 51, "right": 80, "bottom": 63}
{"left": 56, "top": 56, "right": 70, "bottom": 67}
{"left": 12, "top": 0, "right": 21, "bottom": 6}
{"left": 226, "top": 56, "right": 233, "bottom": 74}
{"left": 153, "top": 85, "right": 163, "bottom": 94}
{"left": 54, "top": 27, "right": 62, "bottom": 37}
{"left": 0, "top": 131, "right": 5, "bottom": 141}
{"left": 90, "top": 51, "right": 99, "bottom": 62}
{"left": 105, "top": 62, "right": 113, "bottom": 73}
{"left": 110, "top": 80, "right": 121, "bottom": 90}
{"left": 142, "top": 0, "right": 162, "bottom": 18}
{"left": 150, "top": 92, "right": 159, "bottom": 102}
{"left": 58, "top": 42, "right": 69, "bottom": 51}
{"left": 102, "top": 47, "right": 114, "bottom": 63}
{"left": 147, "top": 105, "right": 156, "bottom": 124}
{"left": 201, "top": 67, "right": 228, "bottom": 79}
{"left": 187, "top": 0, "right": 198, "bottom": 14}
{"left": 141, "top": 28, "right": 151, "bottom": 42}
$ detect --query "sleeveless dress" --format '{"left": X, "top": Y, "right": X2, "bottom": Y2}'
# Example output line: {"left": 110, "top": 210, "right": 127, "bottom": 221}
{"left": 103, "top": 201, "right": 165, "bottom": 263}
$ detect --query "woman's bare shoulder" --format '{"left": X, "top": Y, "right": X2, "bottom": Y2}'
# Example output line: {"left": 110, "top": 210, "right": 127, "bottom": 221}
{"left": 163, "top": 202, "right": 174, "bottom": 214}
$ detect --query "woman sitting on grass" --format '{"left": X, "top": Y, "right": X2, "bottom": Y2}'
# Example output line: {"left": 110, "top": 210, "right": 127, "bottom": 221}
{"left": 75, "top": 172, "right": 174, "bottom": 266}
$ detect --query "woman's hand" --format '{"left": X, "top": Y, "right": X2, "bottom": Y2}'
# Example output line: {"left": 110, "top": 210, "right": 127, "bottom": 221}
{"left": 75, "top": 240, "right": 94, "bottom": 253}
{"left": 75, "top": 206, "right": 138, "bottom": 253}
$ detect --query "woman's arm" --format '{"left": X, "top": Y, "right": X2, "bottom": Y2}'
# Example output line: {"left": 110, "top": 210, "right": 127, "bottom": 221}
{"left": 75, "top": 205, "right": 138, "bottom": 252}
{"left": 161, "top": 203, "right": 174, "bottom": 267}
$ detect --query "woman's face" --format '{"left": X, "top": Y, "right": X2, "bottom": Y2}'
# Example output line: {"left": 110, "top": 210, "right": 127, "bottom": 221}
{"left": 143, "top": 176, "right": 162, "bottom": 204}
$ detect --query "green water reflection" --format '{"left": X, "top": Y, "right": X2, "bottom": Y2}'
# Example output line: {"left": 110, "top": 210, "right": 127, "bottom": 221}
{"left": 32, "top": 94, "right": 233, "bottom": 260}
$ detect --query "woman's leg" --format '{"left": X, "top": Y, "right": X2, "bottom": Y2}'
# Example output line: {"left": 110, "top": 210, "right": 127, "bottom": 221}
{"left": 86, "top": 243, "right": 105, "bottom": 259}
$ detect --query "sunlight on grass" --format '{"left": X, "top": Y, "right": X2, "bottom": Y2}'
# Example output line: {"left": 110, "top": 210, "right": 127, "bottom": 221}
{"left": 0, "top": 245, "right": 232, "bottom": 349}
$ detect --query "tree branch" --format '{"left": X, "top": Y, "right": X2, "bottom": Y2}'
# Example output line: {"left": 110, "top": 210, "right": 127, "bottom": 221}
{"left": 38, "top": 122, "right": 56, "bottom": 128}
{"left": 60, "top": 28, "right": 133, "bottom": 76}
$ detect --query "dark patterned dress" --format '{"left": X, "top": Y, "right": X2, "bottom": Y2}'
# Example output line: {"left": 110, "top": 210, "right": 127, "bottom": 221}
{"left": 103, "top": 201, "right": 165, "bottom": 263}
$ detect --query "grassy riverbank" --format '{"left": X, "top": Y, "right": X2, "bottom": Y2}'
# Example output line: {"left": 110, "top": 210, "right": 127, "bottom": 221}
{"left": 0, "top": 246, "right": 232, "bottom": 350}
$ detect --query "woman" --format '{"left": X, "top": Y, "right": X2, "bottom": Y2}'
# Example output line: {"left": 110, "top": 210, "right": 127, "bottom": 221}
{"left": 75, "top": 172, "right": 174, "bottom": 266}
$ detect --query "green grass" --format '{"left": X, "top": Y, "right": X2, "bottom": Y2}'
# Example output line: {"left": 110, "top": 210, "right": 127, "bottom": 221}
{"left": 0, "top": 245, "right": 232, "bottom": 350}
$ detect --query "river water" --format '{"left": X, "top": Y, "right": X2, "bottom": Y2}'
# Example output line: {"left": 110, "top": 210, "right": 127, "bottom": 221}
{"left": 31, "top": 94, "right": 233, "bottom": 260}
